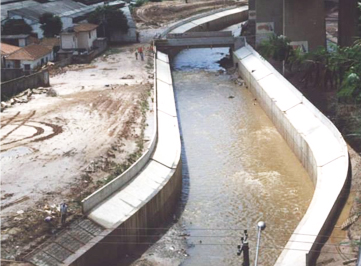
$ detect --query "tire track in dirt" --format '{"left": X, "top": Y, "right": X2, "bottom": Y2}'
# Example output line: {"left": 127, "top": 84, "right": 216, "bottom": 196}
{"left": 31, "top": 122, "right": 63, "bottom": 143}
{"left": 0, "top": 111, "right": 20, "bottom": 129}
{"left": 1, "top": 111, "right": 36, "bottom": 141}
{"left": 1, "top": 125, "right": 44, "bottom": 149}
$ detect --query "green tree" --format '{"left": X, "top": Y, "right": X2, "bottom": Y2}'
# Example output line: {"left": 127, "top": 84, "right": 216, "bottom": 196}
{"left": 2, "top": 19, "right": 32, "bottom": 35}
{"left": 87, "top": 6, "right": 129, "bottom": 37}
{"left": 39, "top": 13, "right": 63, "bottom": 37}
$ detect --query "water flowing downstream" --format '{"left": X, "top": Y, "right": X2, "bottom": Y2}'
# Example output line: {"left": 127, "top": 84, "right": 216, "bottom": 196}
{"left": 172, "top": 48, "right": 314, "bottom": 266}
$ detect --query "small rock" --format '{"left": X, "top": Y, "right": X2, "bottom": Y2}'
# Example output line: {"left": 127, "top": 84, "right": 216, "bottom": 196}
{"left": 1, "top": 234, "right": 10, "bottom": 242}
{"left": 16, "top": 210, "right": 24, "bottom": 214}
{"left": 7, "top": 227, "right": 22, "bottom": 235}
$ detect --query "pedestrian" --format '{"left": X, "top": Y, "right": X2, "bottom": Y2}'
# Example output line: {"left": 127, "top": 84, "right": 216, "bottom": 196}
{"left": 138, "top": 47, "right": 144, "bottom": 61}
{"left": 135, "top": 50, "right": 138, "bottom": 60}
{"left": 60, "top": 201, "right": 68, "bottom": 226}
{"left": 44, "top": 216, "right": 54, "bottom": 233}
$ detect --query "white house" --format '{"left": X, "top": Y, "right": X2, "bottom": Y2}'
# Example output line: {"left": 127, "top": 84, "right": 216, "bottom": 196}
{"left": 1, "top": 42, "right": 21, "bottom": 68}
{"left": 6, "top": 43, "right": 53, "bottom": 72}
{"left": 61, "top": 23, "right": 98, "bottom": 51}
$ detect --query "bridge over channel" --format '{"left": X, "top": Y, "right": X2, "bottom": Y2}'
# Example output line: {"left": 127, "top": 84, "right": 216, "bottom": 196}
{"left": 154, "top": 31, "right": 244, "bottom": 51}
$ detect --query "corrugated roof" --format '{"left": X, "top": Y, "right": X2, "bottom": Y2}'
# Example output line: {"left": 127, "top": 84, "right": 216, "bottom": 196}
{"left": 1, "top": 0, "right": 38, "bottom": 22}
{"left": 74, "top": 23, "right": 98, "bottom": 32}
{"left": 7, "top": 43, "right": 52, "bottom": 60}
{"left": 2, "top": 34, "right": 30, "bottom": 39}
{"left": 1, "top": 43, "right": 21, "bottom": 55}
{"left": 9, "top": 0, "right": 87, "bottom": 21}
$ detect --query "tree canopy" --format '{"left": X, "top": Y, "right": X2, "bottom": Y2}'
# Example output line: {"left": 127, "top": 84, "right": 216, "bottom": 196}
{"left": 39, "top": 13, "right": 63, "bottom": 37}
{"left": 87, "top": 6, "right": 129, "bottom": 37}
{"left": 2, "top": 19, "right": 33, "bottom": 35}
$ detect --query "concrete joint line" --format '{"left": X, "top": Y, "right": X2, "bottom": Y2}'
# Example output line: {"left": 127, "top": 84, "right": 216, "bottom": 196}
{"left": 41, "top": 249, "right": 63, "bottom": 263}
{"left": 239, "top": 53, "right": 251, "bottom": 61}
{"left": 53, "top": 240, "right": 76, "bottom": 254}
{"left": 158, "top": 108, "right": 177, "bottom": 118}
{"left": 255, "top": 72, "right": 272, "bottom": 82}
{"left": 120, "top": 198, "right": 137, "bottom": 209}
{"left": 151, "top": 158, "right": 176, "bottom": 170}
{"left": 157, "top": 78, "right": 172, "bottom": 86}
{"left": 66, "top": 231, "right": 87, "bottom": 245}
{"left": 283, "top": 102, "right": 302, "bottom": 113}
{"left": 318, "top": 154, "right": 346, "bottom": 168}
{"left": 75, "top": 223, "right": 97, "bottom": 237}
{"left": 156, "top": 58, "right": 169, "bottom": 64}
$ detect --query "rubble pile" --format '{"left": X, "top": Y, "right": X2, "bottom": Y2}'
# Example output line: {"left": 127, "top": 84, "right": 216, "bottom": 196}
{"left": 1, "top": 87, "right": 51, "bottom": 112}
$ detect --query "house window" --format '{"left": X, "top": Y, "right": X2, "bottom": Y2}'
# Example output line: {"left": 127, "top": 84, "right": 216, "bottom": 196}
{"left": 89, "top": 32, "right": 91, "bottom": 39}
{"left": 24, "top": 64, "right": 30, "bottom": 70}
{"left": 46, "top": 57, "right": 48, "bottom": 63}
{"left": 41, "top": 58, "right": 44, "bottom": 65}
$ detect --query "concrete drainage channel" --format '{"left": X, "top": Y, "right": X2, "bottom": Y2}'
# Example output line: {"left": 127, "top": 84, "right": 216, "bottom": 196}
{"left": 25, "top": 5, "right": 350, "bottom": 266}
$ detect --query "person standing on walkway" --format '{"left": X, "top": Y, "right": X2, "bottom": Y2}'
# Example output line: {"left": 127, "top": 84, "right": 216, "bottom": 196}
{"left": 60, "top": 201, "right": 68, "bottom": 226}
{"left": 135, "top": 49, "right": 138, "bottom": 60}
{"left": 138, "top": 47, "right": 144, "bottom": 61}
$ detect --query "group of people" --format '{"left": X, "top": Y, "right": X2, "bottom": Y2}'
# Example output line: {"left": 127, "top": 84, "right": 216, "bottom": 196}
{"left": 44, "top": 201, "right": 68, "bottom": 233}
{"left": 134, "top": 45, "right": 154, "bottom": 61}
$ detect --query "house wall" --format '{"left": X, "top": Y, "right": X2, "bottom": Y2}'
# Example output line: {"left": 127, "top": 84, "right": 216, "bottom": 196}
{"left": 18, "top": 38, "right": 26, "bottom": 47}
{"left": 77, "top": 29, "right": 97, "bottom": 50}
{"left": 61, "top": 33, "right": 77, "bottom": 49}
{"left": 7, "top": 51, "right": 53, "bottom": 71}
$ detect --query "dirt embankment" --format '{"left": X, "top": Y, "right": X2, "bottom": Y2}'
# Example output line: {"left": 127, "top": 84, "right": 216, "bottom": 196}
{"left": 135, "top": 0, "right": 245, "bottom": 27}
{"left": 0, "top": 46, "right": 155, "bottom": 262}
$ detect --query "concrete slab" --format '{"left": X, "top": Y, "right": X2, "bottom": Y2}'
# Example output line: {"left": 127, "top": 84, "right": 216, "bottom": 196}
{"left": 304, "top": 126, "right": 344, "bottom": 167}
{"left": 87, "top": 160, "right": 175, "bottom": 228}
{"left": 157, "top": 79, "right": 177, "bottom": 117}
{"left": 170, "top": 22, "right": 199, "bottom": 34}
{"left": 157, "top": 52, "right": 169, "bottom": 63}
{"left": 285, "top": 104, "right": 322, "bottom": 136}
{"left": 258, "top": 74, "right": 302, "bottom": 112}
{"left": 241, "top": 54, "right": 272, "bottom": 81}
{"left": 151, "top": 112, "right": 181, "bottom": 169}
{"left": 234, "top": 47, "right": 252, "bottom": 59}
{"left": 156, "top": 59, "right": 173, "bottom": 85}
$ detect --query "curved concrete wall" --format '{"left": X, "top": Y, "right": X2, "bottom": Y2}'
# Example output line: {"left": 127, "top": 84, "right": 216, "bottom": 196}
{"left": 165, "top": 7, "right": 350, "bottom": 265}
{"left": 67, "top": 51, "right": 182, "bottom": 265}
{"left": 233, "top": 44, "right": 350, "bottom": 265}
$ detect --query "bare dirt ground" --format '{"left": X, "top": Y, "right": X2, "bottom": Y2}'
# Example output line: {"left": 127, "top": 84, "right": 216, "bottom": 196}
{"left": 1, "top": 46, "right": 155, "bottom": 261}
{"left": 135, "top": 0, "right": 245, "bottom": 28}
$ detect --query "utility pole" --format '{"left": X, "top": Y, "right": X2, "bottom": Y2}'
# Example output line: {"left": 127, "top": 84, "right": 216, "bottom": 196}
{"left": 254, "top": 221, "right": 266, "bottom": 266}
{"left": 237, "top": 230, "right": 250, "bottom": 266}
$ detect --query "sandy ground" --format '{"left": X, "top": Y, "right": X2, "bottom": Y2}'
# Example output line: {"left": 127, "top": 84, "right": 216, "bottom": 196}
{"left": 1, "top": 45, "right": 155, "bottom": 260}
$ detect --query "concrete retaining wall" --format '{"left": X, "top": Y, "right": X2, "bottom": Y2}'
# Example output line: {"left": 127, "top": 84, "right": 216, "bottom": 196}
{"left": 68, "top": 51, "right": 182, "bottom": 265}
{"left": 1, "top": 69, "right": 50, "bottom": 99}
{"left": 233, "top": 43, "right": 350, "bottom": 266}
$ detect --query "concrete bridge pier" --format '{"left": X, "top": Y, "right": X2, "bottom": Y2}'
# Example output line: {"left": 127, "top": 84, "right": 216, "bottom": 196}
{"left": 338, "top": 0, "right": 359, "bottom": 47}
{"left": 283, "top": 0, "right": 326, "bottom": 52}
{"left": 255, "top": 0, "right": 325, "bottom": 51}
{"left": 255, "top": 0, "right": 283, "bottom": 45}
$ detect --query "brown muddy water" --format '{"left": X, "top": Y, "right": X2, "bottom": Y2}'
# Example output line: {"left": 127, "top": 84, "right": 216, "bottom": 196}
{"left": 171, "top": 48, "right": 314, "bottom": 266}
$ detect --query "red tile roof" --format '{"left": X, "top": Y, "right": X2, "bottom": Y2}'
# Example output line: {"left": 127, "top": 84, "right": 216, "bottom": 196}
{"left": 74, "top": 23, "right": 98, "bottom": 32}
{"left": 1, "top": 43, "right": 21, "bottom": 55}
{"left": 39, "top": 37, "right": 60, "bottom": 49}
{"left": 7, "top": 43, "right": 52, "bottom": 61}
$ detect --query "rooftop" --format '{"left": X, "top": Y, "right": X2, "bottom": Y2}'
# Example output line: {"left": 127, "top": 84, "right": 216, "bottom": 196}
{"left": 74, "top": 23, "right": 98, "bottom": 32}
{"left": 1, "top": 43, "right": 21, "bottom": 55}
{"left": 7, "top": 43, "right": 52, "bottom": 60}
{"left": 2, "top": 34, "right": 30, "bottom": 39}
{"left": 39, "top": 37, "right": 61, "bottom": 48}
{"left": 7, "top": 0, "right": 125, "bottom": 22}
{"left": 8, "top": 0, "right": 87, "bottom": 21}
